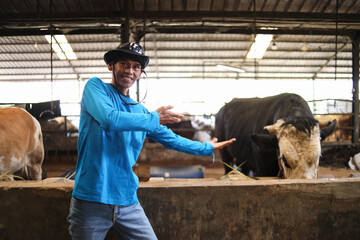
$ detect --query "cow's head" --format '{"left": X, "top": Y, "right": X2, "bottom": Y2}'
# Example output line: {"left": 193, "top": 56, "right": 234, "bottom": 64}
{"left": 251, "top": 117, "right": 337, "bottom": 179}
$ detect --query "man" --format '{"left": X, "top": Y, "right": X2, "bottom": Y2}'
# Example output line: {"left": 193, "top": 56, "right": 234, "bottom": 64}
{"left": 67, "top": 42, "right": 236, "bottom": 240}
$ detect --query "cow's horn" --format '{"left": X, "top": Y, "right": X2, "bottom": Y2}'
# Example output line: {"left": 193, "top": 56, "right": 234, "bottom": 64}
{"left": 320, "top": 119, "right": 337, "bottom": 141}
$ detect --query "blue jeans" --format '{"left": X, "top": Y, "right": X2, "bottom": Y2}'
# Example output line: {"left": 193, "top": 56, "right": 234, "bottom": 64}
{"left": 67, "top": 197, "right": 158, "bottom": 240}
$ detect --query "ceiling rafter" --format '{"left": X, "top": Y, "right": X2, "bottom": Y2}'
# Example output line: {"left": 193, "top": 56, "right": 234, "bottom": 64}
{"left": 336, "top": 0, "right": 346, "bottom": 13}
{"left": 284, "top": 0, "right": 294, "bottom": 12}
{"left": 1, "top": 11, "right": 359, "bottom": 26}
{"left": 320, "top": 0, "right": 332, "bottom": 12}
{"left": 297, "top": 0, "right": 306, "bottom": 12}
{"left": 0, "top": 48, "right": 352, "bottom": 54}
{"left": 272, "top": 0, "right": 280, "bottom": 12}
{"left": 260, "top": 0, "right": 267, "bottom": 12}
{"left": 344, "top": 0, "right": 357, "bottom": 13}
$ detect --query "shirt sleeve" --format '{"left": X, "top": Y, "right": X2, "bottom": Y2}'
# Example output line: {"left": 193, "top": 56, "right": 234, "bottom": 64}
{"left": 82, "top": 78, "right": 160, "bottom": 132}
{"left": 147, "top": 125, "right": 214, "bottom": 156}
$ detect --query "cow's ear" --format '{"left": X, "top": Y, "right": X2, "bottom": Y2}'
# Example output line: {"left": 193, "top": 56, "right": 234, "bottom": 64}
{"left": 250, "top": 134, "right": 278, "bottom": 148}
{"left": 320, "top": 119, "right": 337, "bottom": 141}
{"left": 264, "top": 119, "right": 284, "bottom": 135}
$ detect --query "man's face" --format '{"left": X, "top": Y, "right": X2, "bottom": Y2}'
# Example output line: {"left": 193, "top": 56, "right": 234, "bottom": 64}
{"left": 110, "top": 58, "right": 142, "bottom": 91}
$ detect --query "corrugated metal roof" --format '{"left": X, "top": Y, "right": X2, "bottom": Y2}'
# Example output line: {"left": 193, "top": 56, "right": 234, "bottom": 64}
{"left": 0, "top": 0, "right": 358, "bottom": 83}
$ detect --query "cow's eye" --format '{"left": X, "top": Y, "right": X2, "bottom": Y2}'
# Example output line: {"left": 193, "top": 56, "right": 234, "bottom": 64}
{"left": 281, "top": 155, "right": 291, "bottom": 168}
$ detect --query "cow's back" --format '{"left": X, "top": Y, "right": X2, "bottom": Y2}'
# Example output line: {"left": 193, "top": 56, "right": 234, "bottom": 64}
{"left": 217, "top": 93, "right": 313, "bottom": 138}
{"left": 0, "top": 107, "right": 44, "bottom": 178}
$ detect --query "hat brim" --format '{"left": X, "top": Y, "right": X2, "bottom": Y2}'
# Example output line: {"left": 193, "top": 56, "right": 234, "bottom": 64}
{"left": 104, "top": 48, "right": 150, "bottom": 69}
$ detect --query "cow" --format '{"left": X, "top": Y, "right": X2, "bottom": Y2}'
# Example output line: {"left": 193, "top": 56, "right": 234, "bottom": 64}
{"left": 215, "top": 93, "right": 337, "bottom": 179}
{"left": 0, "top": 107, "right": 44, "bottom": 180}
{"left": 315, "top": 114, "right": 354, "bottom": 142}
{"left": 40, "top": 116, "right": 78, "bottom": 137}
{"left": 191, "top": 115, "right": 214, "bottom": 143}
{"left": 165, "top": 115, "right": 195, "bottom": 140}
{"left": 165, "top": 115, "right": 214, "bottom": 142}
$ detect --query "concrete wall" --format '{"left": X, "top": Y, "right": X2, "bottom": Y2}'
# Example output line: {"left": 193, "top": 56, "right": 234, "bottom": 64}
{"left": 0, "top": 178, "right": 359, "bottom": 240}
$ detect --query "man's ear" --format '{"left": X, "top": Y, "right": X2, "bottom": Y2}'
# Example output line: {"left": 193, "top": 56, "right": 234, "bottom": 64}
{"left": 108, "top": 64, "right": 113, "bottom": 71}
{"left": 139, "top": 69, "right": 146, "bottom": 79}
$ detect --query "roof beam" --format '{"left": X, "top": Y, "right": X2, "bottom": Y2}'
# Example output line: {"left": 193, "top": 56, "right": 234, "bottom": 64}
{"left": 1, "top": 11, "right": 359, "bottom": 24}
{"left": 144, "top": 26, "right": 355, "bottom": 36}
{"left": 0, "top": 39, "right": 350, "bottom": 45}
{"left": 0, "top": 64, "right": 352, "bottom": 69}
{"left": 0, "top": 49, "right": 353, "bottom": 54}
{"left": 0, "top": 26, "right": 356, "bottom": 37}
{"left": 0, "top": 57, "right": 352, "bottom": 62}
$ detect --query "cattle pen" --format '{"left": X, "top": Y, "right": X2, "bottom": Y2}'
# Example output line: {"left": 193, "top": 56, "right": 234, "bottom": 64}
{"left": 1, "top": 103, "right": 360, "bottom": 239}
{"left": 0, "top": 174, "right": 359, "bottom": 240}
{"left": 1, "top": 0, "right": 360, "bottom": 239}
{"left": 0, "top": 140, "right": 360, "bottom": 239}
{"left": 1, "top": 109, "right": 360, "bottom": 239}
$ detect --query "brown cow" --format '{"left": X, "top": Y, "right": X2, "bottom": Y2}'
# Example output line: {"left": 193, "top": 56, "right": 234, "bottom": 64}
{"left": 315, "top": 114, "right": 353, "bottom": 142}
{"left": 0, "top": 107, "right": 44, "bottom": 180}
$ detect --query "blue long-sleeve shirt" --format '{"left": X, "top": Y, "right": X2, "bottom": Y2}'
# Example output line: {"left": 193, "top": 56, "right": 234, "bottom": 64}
{"left": 72, "top": 77, "right": 214, "bottom": 205}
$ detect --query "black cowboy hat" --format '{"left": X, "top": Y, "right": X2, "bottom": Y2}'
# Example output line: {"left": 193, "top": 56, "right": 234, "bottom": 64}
{"left": 104, "top": 42, "right": 150, "bottom": 69}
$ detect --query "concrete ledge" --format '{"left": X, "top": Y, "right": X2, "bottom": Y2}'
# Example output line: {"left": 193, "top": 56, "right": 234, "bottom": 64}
{"left": 0, "top": 178, "right": 360, "bottom": 240}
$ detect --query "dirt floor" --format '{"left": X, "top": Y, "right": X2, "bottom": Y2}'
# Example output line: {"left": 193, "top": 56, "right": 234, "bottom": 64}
{"left": 320, "top": 144, "right": 360, "bottom": 168}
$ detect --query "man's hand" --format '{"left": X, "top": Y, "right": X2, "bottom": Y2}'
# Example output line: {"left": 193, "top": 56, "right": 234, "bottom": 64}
{"left": 210, "top": 137, "right": 236, "bottom": 150}
{"left": 156, "top": 105, "right": 184, "bottom": 125}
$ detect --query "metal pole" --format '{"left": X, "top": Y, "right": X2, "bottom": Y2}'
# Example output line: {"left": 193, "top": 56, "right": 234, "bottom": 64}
{"left": 136, "top": 79, "right": 140, "bottom": 102}
{"left": 121, "top": 0, "right": 130, "bottom": 43}
{"left": 352, "top": 32, "right": 359, "bottom": 143}
{"left": 50, "top": 0, "right": 53, "bottom": 100}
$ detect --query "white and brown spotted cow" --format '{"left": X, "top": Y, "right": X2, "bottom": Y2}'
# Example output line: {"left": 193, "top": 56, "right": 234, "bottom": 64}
{"left": 0, "top": 107, "right": 44, "bottom": 180}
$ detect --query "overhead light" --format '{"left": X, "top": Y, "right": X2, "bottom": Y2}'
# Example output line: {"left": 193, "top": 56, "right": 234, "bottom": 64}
{"left": 217, "top": 64, "right": 246, "bottom": 73}
{"left": 59, "top": 43, "right": 74, "bottom": 52}
{"left": 301, "top": 42, "right": 308, "bottom": 51}
{"left": 56, "top": 52, "right": 67, "bottom": 60}
{"left": 271, "top": 41, "right": 278, "bottom": 50}
{"left": 51, "top": 43, "right": 62, "bottom": 53}
{"left": 65, "top": 52, "right": 77, "bottom": 60}
{"left": 260, "top": 27, "right": 278, "bottom": 30}
{"left": 45, "top": 34, "right": 77, "bottom": 60}
{"left": 54, "top": 35, "right": 68, "bottom": 43}
{"left": 108, "top": 23, "right": 121, "bottom": 27}
{"left": 246, "top": 34, "right": 273, "bottom": 59}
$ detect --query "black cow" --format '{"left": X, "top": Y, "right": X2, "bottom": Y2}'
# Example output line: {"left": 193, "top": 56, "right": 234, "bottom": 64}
{"left": 215, "top": 93, "right": 336, "bottom": 179}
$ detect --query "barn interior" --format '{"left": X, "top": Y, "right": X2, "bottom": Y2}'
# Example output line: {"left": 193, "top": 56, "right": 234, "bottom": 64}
{"left": 1, "top": 0, "right": 360, "bottom": 239}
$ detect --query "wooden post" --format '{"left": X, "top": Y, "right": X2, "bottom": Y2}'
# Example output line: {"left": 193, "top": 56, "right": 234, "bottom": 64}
{"left": 352, "top": 32, "right": 359, "bottom": 143}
